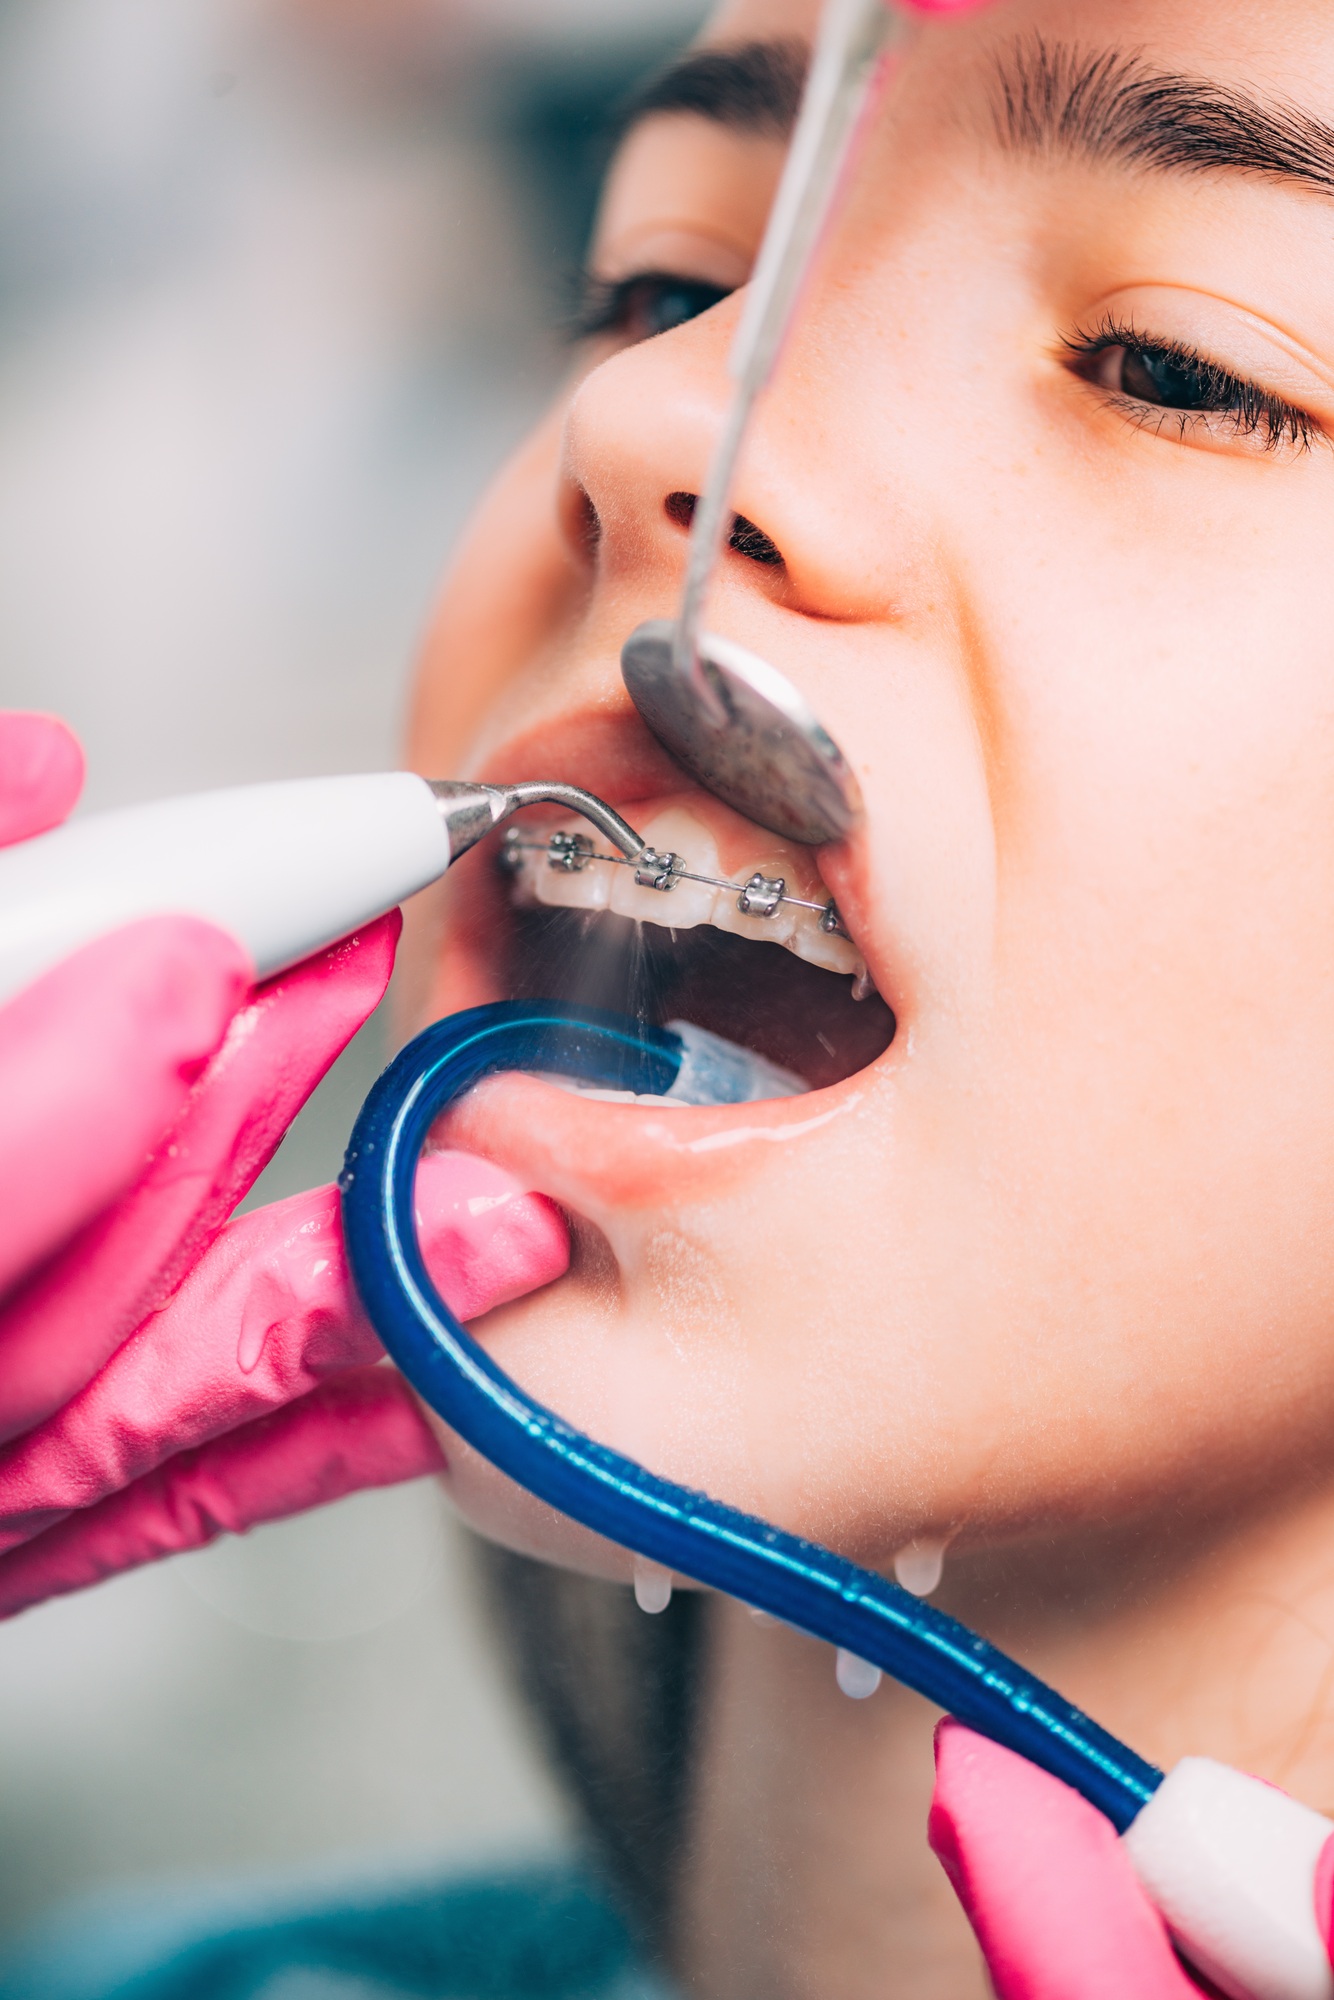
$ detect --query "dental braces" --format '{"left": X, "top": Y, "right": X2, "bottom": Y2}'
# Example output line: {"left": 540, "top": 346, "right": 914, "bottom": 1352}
{"left": 498, "top": 827, "right": 853, "bottom": 939}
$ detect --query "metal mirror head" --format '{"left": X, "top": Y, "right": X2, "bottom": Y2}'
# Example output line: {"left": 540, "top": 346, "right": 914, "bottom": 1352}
{"left": 621, "top": 619, "right": 863, "bottom": 847}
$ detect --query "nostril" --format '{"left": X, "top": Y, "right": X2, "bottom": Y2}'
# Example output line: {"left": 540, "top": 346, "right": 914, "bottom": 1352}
{"left": 664, "top": 491, "right": 785, "bottom": 569}
{"left": 665, "top": 491, "right": 696, "bottom": 532}
{"left": 568, "top": 484, "right": 601, "bottom": 560}
{"left": 728, "top": 514, "right": 784, "bottom": 568}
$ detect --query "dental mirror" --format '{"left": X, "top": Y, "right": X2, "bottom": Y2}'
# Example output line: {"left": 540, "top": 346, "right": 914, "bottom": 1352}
{"left": 619, "top": 623, "right": 863, "bottom": 847}
{"left": 621, "top": 0, "right": 896, "bottom": 847}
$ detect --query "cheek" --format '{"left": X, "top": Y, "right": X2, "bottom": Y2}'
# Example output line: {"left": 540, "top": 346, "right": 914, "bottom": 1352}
{"left": 962, "top": 614, "right": 1334, "bottom": 1508}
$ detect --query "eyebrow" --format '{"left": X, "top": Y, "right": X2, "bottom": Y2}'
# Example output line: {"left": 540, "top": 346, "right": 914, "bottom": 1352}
{"left": 616, "top": 39, "right": 807, "bottom": 144}
{"left": 995, "top": 37, "right": 1334, "bottom": 198}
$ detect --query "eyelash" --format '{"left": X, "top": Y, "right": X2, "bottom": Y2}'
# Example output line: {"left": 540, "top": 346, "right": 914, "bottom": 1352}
{"left": 571, "top": 270, "right": 733, "bottom": 346}
{"left": 1063, "top": 314, "right": 1322, "bottom": 454}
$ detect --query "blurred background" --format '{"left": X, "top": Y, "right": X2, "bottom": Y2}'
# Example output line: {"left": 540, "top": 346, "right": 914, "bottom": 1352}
{"left": 0, "top": 0, "right": 704, "bottom": 1953}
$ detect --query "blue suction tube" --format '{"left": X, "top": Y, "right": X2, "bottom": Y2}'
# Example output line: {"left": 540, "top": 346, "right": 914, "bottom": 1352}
{"left": 340, "top": 999, "right": 1162, "bottom": 1833}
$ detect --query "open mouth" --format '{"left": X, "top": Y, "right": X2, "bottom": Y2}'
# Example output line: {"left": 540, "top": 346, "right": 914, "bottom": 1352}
{"left": 493, "top": 800, "right": 896, "bottom": 1094}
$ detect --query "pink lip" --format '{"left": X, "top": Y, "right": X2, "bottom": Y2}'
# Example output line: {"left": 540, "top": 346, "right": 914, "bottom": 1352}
{"left": 469, "top": 705, "right": 689, "bottom": 811}
{"left": 438, "top": 1066, "right": 875, "bottom": 1216}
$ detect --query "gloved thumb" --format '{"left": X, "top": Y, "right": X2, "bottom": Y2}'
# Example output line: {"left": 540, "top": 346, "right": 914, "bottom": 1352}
{"left": 928, "top": 1722, "right": 1202, "bottom": 1998}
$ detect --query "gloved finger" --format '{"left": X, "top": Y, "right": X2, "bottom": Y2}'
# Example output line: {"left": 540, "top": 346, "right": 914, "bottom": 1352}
{"left": 0, "top": 1368, "right": 440, "bottom": 1620}
{"left": 0, "top": 918, "right": 251, "bottom": 1309}
{"left": 0, "top": 1150, "right": 569, "bottom": 1555}
{"left": 0, "top": 712, "right": 84, "bottom": 847}
{"left": 929, "top": 1721, "right": 1205, "bottom": 1999}
{"left": 0, "top": 914, "right": 399, "bottom": 1444}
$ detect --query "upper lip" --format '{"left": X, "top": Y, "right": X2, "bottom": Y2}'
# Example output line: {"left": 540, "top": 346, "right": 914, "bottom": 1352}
{"left": 467, "top": 705, "right": 696, "bottom": 823}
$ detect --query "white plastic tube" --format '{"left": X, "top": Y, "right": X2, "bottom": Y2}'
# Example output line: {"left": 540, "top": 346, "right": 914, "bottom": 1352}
{"left": 0, "top": 772, "right": 452, "bottom": 1005}
{"left": 1124, "top": 1759, "right": 1334, "bottom": 2000}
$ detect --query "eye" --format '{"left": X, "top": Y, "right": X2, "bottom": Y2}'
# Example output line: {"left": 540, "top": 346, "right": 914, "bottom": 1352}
{"left": 574, "top": 271, "right": 732, "bottom": 346}
{"left": 1100, "top": 342, "right": 1213, "bottom": 410}
{"left": 1064, "top": 317, "right": 1321, "bottom": 454}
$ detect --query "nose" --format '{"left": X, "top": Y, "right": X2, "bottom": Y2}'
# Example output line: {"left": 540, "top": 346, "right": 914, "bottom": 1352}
{"left": 566, "top": 304, "right": 891, "bottom": 845}
{"left": 558, "top": 303, "right": 897, "bottom": 637}
{"left": 554, "top": 256, "right": 998, "bottom": 1023}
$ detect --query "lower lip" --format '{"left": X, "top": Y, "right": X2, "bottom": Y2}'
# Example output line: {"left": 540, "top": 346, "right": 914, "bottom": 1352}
{"left": 437, "top": 1062, "right": 873, "bottom": 1216}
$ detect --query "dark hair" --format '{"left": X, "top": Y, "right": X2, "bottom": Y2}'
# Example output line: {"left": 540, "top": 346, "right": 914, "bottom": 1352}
{"left": 469, "top": 1536, "right": 709, "bottom": 1955}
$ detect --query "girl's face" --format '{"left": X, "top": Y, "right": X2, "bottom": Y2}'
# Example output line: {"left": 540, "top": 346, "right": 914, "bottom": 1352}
{"left": 407, "top": 0, "right": 1334, "bottom": 1579}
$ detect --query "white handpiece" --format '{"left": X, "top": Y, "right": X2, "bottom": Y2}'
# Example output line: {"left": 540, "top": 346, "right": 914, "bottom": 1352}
{"left": 0, "top": 773, "right": 457, "bottom": 1006}
{"left": 0, "top": 771, "right": 649, "bottom": 1009}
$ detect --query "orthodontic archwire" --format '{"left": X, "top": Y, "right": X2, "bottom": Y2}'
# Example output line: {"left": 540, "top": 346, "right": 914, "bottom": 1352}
{"left": 497, "top": 826, "right": 854, "bottom": 939}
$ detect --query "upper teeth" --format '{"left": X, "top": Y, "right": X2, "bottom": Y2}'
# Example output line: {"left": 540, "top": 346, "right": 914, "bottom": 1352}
{"left": 502, "top": 808, "right": 869, "bottom": 984}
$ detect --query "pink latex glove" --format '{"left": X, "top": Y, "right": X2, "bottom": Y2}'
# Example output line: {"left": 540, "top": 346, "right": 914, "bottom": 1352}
{"left": 0, "top": 1150, "right": 568, "bottom": 1616}
{"left": 929, "top": 1721, "right": 1334, "bottom": 1997}
{"left": 0, "top": 712, "right": 570, "bottom": 1614}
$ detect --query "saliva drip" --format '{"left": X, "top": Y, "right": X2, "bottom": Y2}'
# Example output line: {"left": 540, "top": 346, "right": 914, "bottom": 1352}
{"left": 835, "top": 1649, "right": 882, "bottom": 1700}
{"left": 747, "top": 1608, "right": 882, "bottom": 1694}
{"left": 893, "top": 1538, "right": 946, "bottom": 1598}
{"left": 633, "top": 1555, "right": 673, "bottom": 1615}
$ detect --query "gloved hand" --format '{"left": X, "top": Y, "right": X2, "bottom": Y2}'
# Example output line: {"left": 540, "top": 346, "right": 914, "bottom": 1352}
{"left": 0, "top": 1149, "right": 568, "bottom": 1617}
{"left": 928, "top": 1720, "right": 1334, "bottom": 1998}
{"left": 0, "top": 711, "right": 569, "bottom": 1616}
